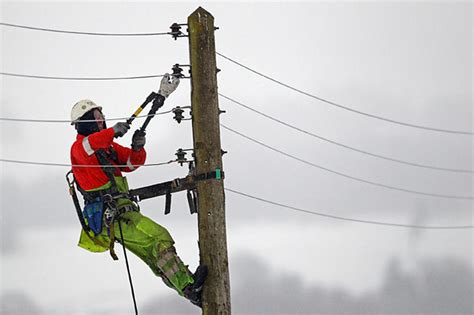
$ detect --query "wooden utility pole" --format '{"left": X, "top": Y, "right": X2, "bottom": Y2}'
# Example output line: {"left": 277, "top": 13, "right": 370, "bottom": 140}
{"left": 188, "top": 7, "right": 231, "bottom": 315}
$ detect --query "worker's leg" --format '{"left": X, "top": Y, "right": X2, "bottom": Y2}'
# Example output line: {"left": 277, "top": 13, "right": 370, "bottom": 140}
{"left": 112, "top": 211, "right": 195, "bottom": 295}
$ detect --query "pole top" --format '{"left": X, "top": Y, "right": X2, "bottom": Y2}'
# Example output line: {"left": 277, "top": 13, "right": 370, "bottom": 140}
{"left": 189, "top": 6, "right": 214, "bottom": 20}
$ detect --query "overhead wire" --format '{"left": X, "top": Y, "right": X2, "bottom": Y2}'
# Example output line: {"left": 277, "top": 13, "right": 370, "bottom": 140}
{"left": 216, "top": 52, "right": 473, "bottom": 136}
{"left": 1, "top": 124, "right": 470, "bottom": 198}
{"left": 1, "top": 23, "right": 470, "bottom": 197}
{"left": 0, "top": 72, "right": 164, "bottom": 81}
{"left": 219, "top": 93, "right": 473, "bottom": 174}
{"left": 0, "top": 158, "right": 178, "bottom": 168}
{"left": 4, "top": 74, "right": 470, "bottom": 173}
{"left": 0, "top": 22, "right": 171, "bottom": 36}
{"left": 1, "top": 154, "right": 470, "bottom": 229}
{"left": 0, "top": 110, "right": 174, "bottom": 123}
{"left": 0, "top": 21, "right": 470, "bottom": 232}
{"left": 225, "top": 188, "right": 473, "bottom": 230}
{"left": 221, "top": 124, "right": 473, "bottom": 200}
{"left": 1, "top": 22, "right": 470, "bottom": 134}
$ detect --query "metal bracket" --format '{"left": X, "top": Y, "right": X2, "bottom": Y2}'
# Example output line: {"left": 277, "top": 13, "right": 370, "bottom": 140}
{"left": 164, "top": 190, "right": 172, "bottom": 214}
{"left": 128, "top": 169, "right": 224, "bottom": 214}
{"left": 187, "top": 189, "right": 198, "bottom": 214}
{"left": 129, "top": 175, "right": 195, "bottom": 202}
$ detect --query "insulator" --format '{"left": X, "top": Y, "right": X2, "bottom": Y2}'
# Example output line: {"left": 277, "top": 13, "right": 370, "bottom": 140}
{"left": 172, "top": 107, "right": 185, "bottom": 124}
{"left": 169, "top": 23, "right": 182, "bottom": 40}
{"left": 175, "top": 148, "right": 187, "bottom": 166}
{"left": 172, "top": 64, "right": 184, "bottom": 78}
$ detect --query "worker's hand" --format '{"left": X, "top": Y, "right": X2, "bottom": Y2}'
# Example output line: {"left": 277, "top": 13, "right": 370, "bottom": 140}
{"left": 112, "top": 122, "right": 130, "bottom": 138}
{"left": 158, "top": 73, "right": 180, "bottom": 98}
{"left": 131, "top": 129, "right": 146, "bottom": 151}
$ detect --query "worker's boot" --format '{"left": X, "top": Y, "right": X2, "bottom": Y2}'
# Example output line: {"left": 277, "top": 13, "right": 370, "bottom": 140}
{"left": 183, "top": 265, "right": 208, "bottom": 307}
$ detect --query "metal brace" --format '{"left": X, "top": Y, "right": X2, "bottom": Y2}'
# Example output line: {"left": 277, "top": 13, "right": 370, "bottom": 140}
{"left": 187, "top": 189, "right": 198, "bottom": 214}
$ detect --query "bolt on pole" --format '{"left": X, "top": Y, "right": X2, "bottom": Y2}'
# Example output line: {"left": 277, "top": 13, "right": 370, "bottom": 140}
{"left": 188, "top": 6, "right": 231, "bottom": 315}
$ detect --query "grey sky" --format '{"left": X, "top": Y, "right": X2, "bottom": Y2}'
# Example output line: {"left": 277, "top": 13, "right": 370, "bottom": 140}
{"left": 1, "top": 1, "right": 472, "bottom": 314}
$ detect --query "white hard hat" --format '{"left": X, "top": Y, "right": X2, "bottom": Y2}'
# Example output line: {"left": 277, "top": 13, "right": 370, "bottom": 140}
{"left": 71, "top": 99, "right": 102, "bottom": 125}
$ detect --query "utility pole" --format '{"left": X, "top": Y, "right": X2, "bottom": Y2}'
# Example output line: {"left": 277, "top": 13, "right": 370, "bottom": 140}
{"left": 188, "top": 7, "right": 231, "bottom": 315}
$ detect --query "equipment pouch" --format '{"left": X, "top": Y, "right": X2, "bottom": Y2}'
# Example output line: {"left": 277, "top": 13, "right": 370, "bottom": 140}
{"left": 83, "top": 198, "right": 104, "bottom": 235}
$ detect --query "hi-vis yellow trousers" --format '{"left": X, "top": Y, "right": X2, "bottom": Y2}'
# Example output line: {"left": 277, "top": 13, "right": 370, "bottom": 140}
{"left": 78, "top": 210, "right": 194, "bottom": 295}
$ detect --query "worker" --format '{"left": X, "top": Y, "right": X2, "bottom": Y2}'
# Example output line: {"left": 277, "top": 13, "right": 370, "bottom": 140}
{"left": 69, "top": 74, "right": 207, "bottom": 307}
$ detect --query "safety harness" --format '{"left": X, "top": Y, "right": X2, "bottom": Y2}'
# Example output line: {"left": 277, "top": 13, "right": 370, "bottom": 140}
{"left": 67, "top": 146, "right": 225, "bottom": 258}
{"left": 67, "top": 147, "right": 139, "bottom": 260}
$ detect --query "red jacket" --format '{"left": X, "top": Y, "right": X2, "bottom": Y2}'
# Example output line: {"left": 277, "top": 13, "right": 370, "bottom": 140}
{"left": 70, "top": 128, "right": 146, "bottom": 190}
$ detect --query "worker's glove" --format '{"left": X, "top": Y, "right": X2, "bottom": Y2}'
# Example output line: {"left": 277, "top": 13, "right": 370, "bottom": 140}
{"left": 131, "top": 129, "right": 146, "bottom": 151}
{"left": 158, "top": 73, "right": 180, "bottom": 98}
{"left": 112, "top": 122, "right": 130, "bottom": 138}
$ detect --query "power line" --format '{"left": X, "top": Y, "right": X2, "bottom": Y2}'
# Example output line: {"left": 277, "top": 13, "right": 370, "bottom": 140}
{"left": 221, "top": 124, "right": 473, "bottom": 200}
{"left": 0, "top": 26, "right": 469, "bottom": 134}
{"left": 0, "top": 158, "right": 177, "bottom": 168}
{"left": 0, "top": 110, "right": 174, "bottom": 123}
{"left": 0, "top": 72, "right": 164, "bottom": 81}
{"left": 5, "top": 155, "right": 468, "bottom": 229}
{"left": 0, "top": 22, "right": 171, "bottom": 36}
{"left": 219, "top": 93, "right": 473, "bottom": 174}
{"left": 217, "top": 52, "right": 473, "bottom": 136}
{"left": 225, "top": 188, "right": 473, "bottom": 230}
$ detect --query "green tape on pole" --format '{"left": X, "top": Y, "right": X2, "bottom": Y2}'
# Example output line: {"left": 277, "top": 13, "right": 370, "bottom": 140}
{"left": 215, "top": 168, "right": 221, "bottom": 180}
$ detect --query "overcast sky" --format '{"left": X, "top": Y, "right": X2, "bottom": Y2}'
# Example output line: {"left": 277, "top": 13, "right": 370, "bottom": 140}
{"left": 1, "top": 1, "right": 472, "bottom": 314}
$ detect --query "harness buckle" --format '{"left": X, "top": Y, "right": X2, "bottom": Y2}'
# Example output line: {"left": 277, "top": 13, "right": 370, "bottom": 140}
{"left": 103, "top": 194, "right": 117, "bottom": 228}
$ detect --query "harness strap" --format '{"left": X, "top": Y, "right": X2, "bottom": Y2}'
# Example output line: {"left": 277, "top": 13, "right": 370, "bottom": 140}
{"left": 76, "top": 184, "right": 116, "bottom": 202}
{"left": 87, "top": 147, "right": 125, "bottom": 260}
{"left": 72, "top": 147, "right": 120, "bottom": 202}
{"left": 95, "top": 148, "right": 119, "bottom": 194}
{"left": 104, "top": 196, "right": 137, "bottom": 260}
{"left": 66, "top": 171, "right": 92, "bottom": 232}
{"left": 109, "top": 223, "right": 118, "bottom": 260}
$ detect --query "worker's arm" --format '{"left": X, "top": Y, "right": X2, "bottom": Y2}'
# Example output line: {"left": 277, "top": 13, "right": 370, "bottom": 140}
{"left": 112, "top": 141, "right": 147, "bottom": 172}
{"left": 81, "top": 128, "right": 114, "bottom": 155}
{"left": 81, "top": 123, "right": 130, "bottom": 156}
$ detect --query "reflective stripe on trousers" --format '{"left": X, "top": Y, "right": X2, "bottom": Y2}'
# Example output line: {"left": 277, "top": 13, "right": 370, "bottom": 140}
{"left": 156, "top": 247, "right": 194, "bottom": 294}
